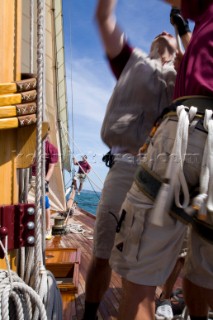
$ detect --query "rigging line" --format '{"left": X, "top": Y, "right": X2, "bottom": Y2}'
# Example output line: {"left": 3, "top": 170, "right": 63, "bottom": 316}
{"left": 77, "top": 163, "right": 102, "bottom": 191}
{"left": 61, "top": 121, "right": 104, "bottom": 187}
{"left": 67, "top": 5, "right": 75, "bottom": 172}
{"left": 84, "top": 177, "right": 101, "bottom": 200}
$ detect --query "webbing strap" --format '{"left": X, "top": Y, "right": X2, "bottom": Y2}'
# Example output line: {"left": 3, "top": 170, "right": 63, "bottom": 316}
{"left": 135, "top": 165, "right": 213, "bottom": 244}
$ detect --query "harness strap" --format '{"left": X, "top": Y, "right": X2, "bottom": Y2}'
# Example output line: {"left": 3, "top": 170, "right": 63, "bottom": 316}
{"left": 146, "top": 106, "right": 197, "bottom": 227}
{"left": 135, "top": 165, "right": 213, "bottom": 244}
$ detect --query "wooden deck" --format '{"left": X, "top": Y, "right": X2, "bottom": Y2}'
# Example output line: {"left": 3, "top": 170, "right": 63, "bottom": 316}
{"left": 45, "top": 207, "right": 185, "bottom": 320}
{"left": 45, "top": 208, "right": 122, "bottom": 320}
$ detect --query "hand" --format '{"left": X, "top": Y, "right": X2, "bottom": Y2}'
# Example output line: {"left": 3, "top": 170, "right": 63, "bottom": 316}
{"left": 170, "top": 8, "right": 190, "bottom": 36}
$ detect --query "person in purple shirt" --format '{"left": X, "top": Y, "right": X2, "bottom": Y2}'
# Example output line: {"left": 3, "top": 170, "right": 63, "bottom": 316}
{"left": 29, "top": 131, "right": 58, "bottom": 240}
{"left": 73, "top": 155, "right": 91, "bottom": 195}
{"left": 109, "top": 1, "right": 213, "bottom": 319}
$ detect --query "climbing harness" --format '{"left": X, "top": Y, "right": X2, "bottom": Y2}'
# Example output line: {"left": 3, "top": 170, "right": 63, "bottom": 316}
{"left": 136, "top": 96, "right": 213, "bottom": 244}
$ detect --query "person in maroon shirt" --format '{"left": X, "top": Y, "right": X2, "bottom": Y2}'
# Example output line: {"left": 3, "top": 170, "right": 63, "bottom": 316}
{"left": 29, "top": 133, "right": 58, "bottom": 240}
{"left": 109, "top": 1, "right": 213, "bottom": 320}
{"left": 73, "top": 155, "right": 91, "bottom": 195}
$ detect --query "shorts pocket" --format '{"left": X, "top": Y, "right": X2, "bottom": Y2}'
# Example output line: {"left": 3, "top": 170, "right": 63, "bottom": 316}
{"left": 114, "top": 188, "right": 153, "bottom": 263}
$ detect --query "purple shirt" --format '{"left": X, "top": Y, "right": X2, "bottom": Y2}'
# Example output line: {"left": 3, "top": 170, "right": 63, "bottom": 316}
{"left": 32, "top": 140, "right": 58, "bottom": 176}
{"left": 108, "top": 43, "right": 133, "bottom": 79}
{"left": 78, "top": 160, "right": 91, "bottom": 174}
{"left": 173, "top": 0, "right": 213, "bottom": 99}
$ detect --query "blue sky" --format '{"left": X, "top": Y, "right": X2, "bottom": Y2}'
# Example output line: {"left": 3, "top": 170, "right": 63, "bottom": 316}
{"left": 62, "top": 0, "right": 190, "bottom": 192}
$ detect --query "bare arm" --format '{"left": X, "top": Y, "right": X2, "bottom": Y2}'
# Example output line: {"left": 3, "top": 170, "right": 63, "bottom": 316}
{"left": 73, "top": 157, "right": 79, "bottom": 165}
{"left": 180, "top": 32, "right": 191, "bottom": 50}
{"left": 95, "top": 0, "right": 126, "bottom": 59}
{"left": 45, "top": 163, "right": 55, "bottom": 182}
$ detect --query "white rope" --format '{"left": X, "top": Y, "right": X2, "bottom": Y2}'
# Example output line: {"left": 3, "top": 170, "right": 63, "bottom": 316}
{"left": 35, "top": 0, "right": 45, "bottom": 295}
{"left": 173, "top": 106, "right": 197, "bottom": 208}
{"left": 0, "top": 239, "right": 47, "bottom": 320}
{"left": 191, "top": 109, "right": 213, "bottom": 220}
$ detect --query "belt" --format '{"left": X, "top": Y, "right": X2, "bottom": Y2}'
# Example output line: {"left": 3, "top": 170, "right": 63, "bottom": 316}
{"left": 170, "top": 95, "right": 213, "bottom": 114}
{"left": 113, "top": 153, "right": 142, "bottom": 165}
{"left": 135, "top": 164, "right": 213, "bottom": 244}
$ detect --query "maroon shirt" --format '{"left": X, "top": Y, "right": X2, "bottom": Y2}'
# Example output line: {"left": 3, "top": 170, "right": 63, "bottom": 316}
{"left": 173, "top": 0, "right": 213, "bottom": 99}
{"left": 32, "top": 140, "right": 58, "bottom": 176}
{"left": 108, "top": 43, "right": 133, "bottom": 80}
{"left": 78, "top": 160, "right": 91, "bottom": 174}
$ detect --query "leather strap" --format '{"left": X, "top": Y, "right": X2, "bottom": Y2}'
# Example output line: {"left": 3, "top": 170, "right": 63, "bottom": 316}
{"left": 0, "top": 103, "right": 37, "bottom": 118}
{"left": 0, "top": 74, "right": 37, "bottom": 95}
{"left": 135, "top": 165, "right": 213, "bottom": 244}
{"left": 0, "top": 114, "right": 36, "bottom": 129}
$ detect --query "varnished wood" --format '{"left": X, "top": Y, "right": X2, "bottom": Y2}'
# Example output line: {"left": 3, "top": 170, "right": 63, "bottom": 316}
{"left": 46, "top": 209, "right": 122, "bottom": 320}
{"left": 0, "top": 0, "right": 22, "bottom": 269}
{"left": 46, "top": 209, "right": 184, "bottom": 319}
{"left": 46, "top": 247, "right": 80, "bottom": 293}
{"left": 16, "top": 122, "right": 49, "bottom": 169}
{"left": 0, "top": 0, "right": 22, "bottom": 83}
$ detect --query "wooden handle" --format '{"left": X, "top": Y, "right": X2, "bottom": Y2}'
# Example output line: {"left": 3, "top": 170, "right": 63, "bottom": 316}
{"left": 0, "top": 90, "right": 37, "bottom": 106}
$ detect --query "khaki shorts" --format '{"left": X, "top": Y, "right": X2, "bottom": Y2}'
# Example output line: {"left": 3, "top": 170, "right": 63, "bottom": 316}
{"left": 93, "top": 160, "right": 138, "bottom": 259}
{"left": 75, "top": 173, "right": 86, "bottom": 183}
{"left": 110, "top": 116, "right": 213, "bottom": 288}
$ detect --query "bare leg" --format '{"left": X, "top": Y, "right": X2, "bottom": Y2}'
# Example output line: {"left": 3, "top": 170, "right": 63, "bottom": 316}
{"left": 46, "top": 207, "right": 51, "bottom": 231}
{"left": 79, "top": 182, "right": 83, "bottom": 192}
{"left": 160, "top": 256, "right": 185, "bottom": 299}
{"left": 85, "top": 256, "right": 112, "bottom": 301}
{"left": 83, "top": 256, "right": 112, "bottom": 319}
{"left": 183, "top": 278, "right": 213, "bottom": 317}
{"left": 118, "top": 278, "right": 156, "bottom": 320}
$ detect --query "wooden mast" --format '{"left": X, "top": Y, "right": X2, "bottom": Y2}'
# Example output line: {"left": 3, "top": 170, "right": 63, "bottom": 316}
{"left": 0, "top": 0, "right": 22, "bottom": 205}
{"left": 0, "top": 0, "right": 22, "bottom": 269}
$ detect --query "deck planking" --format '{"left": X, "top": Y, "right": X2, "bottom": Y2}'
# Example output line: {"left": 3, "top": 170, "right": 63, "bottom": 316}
{"left": 45, "top": 208, "right": 122, "bottom": 320}
{"left": 46, "top": 208, "right": 184, "bottom": 320}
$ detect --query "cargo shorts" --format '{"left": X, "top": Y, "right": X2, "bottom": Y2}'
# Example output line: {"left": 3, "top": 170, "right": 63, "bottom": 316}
{"left": 110, "top": 114, "right": 213, "bottom": 289}
{"left": 93, "top": 159, "right": 138, "bottom": 259}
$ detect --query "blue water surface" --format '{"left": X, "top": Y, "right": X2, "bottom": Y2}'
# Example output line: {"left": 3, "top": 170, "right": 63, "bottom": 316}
{"left": 73, "top": 189, "right": 101, "bottom": 216}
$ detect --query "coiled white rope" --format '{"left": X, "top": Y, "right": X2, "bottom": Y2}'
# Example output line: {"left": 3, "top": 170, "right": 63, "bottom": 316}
{"left": 0, "top": 240, "right": 47, "bottom": 320}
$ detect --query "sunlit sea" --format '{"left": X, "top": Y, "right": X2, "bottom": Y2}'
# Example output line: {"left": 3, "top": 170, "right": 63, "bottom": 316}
{"left": 73, "top": 189, "right": 101, "bottom": 216}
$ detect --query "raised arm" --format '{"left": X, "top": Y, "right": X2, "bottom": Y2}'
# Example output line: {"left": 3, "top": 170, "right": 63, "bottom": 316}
{"left": 170, "top": 7, "right": 192, "bottom": 50}
{"left": 95, "top": 0, "right": 126, "bottom": 59}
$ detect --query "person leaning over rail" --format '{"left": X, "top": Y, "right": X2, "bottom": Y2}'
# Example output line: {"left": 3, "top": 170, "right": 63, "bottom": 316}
{"left": 73, "top": 155, "right": 91, "bottom": 195}
{"left": 109, "top": 0, "right": 213, "bottom": 320}
{"left": 80, "top": 1, "right": 190, "bottom": 319}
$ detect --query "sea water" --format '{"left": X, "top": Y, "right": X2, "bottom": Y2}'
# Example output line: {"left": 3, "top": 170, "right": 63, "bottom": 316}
{"left": 73, "top": 190, "right": 101, "bottom": 216}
